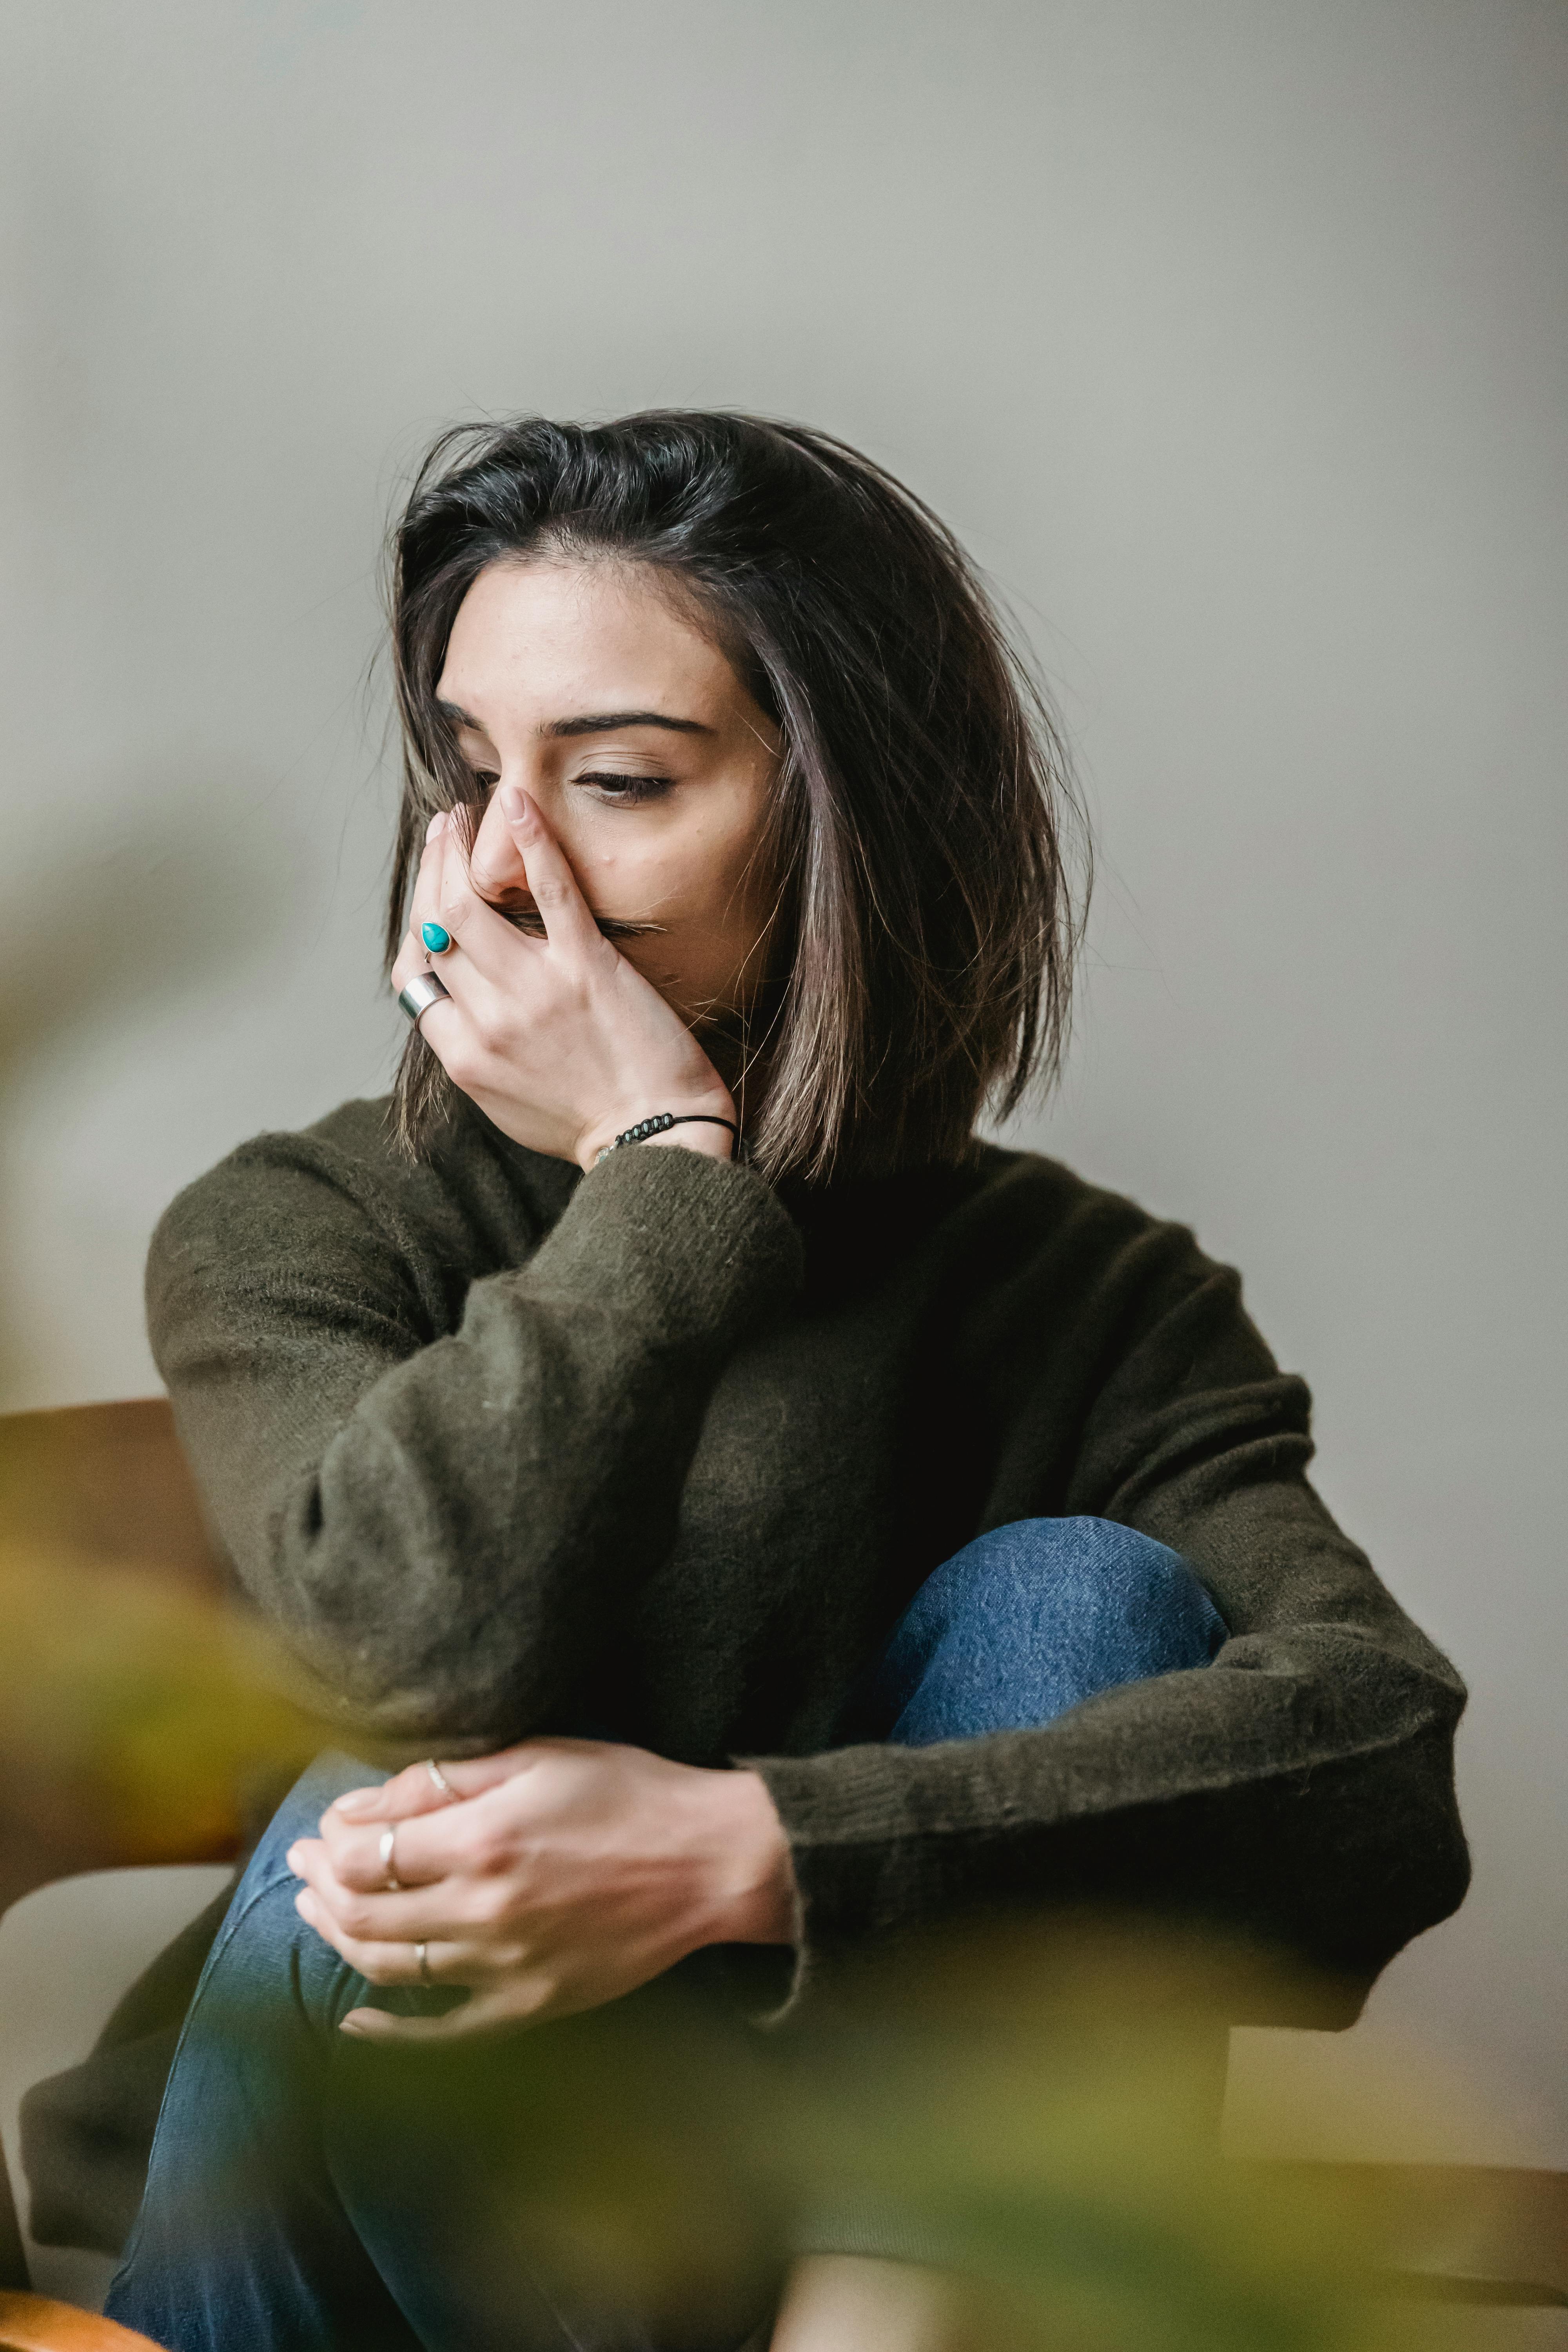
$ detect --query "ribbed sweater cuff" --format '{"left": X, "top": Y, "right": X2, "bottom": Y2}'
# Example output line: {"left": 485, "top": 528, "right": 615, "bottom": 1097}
{"left": 739, "top": 1744, "right": 940, "bottom": 2019}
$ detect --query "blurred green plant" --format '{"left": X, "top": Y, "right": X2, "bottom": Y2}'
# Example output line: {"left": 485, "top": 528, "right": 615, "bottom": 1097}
{"left": 0, "top": 1537, "right": 325, "bottom": 1885}
{"left": 0, "top": 1523, "right": 1481, "bottom": 2348}
{"left": 0, "top": 1460, "right": 1483, "bottom": 2348}
{"left": 304, "top": 1913, "right": 1453, "bottom": 2350}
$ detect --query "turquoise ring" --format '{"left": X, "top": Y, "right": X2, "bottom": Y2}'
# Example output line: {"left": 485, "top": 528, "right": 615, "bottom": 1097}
{"left": 421, "top": 922, "right": 454, "bottom": 956}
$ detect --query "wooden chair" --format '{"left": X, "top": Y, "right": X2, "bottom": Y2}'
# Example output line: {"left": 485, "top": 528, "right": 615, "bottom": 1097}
{"left": 1, "top": 1400, "right": 1564, "bottom": 2342}
{"left": 0, "top": 1399, "right": 231, "bottom": 1918}
{"left": 0, "top": 2296, "right": 162, "bottom": 2352}
{"left": 0, "top": 1400, "right": 229, "bottom": 2319}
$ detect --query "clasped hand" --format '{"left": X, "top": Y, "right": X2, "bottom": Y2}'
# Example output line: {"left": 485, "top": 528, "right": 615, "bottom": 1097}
{"left": 287, "top": 1739, "right": 795, "bottom": 2042}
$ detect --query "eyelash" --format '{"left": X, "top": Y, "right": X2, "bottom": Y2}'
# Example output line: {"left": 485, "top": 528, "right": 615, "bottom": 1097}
{"left": 468, "top": 768, "right": 673, "bottom": 806}
{"left": 575, "top": 770, "right": 674, "bottom": 804}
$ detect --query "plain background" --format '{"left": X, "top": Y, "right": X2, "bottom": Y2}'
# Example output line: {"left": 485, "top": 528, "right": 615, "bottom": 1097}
{"left": 0, "top": 0, "right": 1563, "bottom": 2166}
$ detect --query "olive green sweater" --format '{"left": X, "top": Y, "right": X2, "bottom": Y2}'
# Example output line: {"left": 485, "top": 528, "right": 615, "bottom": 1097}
{"left": 146, "top": 1096, "right": 1468, "bottom": 1993}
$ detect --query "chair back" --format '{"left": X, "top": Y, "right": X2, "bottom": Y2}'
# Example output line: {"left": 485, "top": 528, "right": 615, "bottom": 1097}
{"left": 0, "top": 1399, "right": 229, "bottom": 1916}
{"left": 0, "top": 1399, "right": 221, "bottom": 1597}
{"left": 0, "top": 1402, "right": 229, "bottom": 2296}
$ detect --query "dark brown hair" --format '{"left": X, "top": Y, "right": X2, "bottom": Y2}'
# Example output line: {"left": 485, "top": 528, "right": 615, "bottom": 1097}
{"left": 386, "top": 410, "right": 1087, "bottom": 1183}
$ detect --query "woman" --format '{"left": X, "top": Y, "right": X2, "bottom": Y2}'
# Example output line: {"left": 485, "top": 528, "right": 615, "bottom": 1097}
{"left": 104, "top": 412, "right": 1468, "bottom": 2351}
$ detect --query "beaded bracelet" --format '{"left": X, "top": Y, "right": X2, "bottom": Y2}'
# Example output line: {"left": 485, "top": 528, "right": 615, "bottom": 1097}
{"left": 594, "top": 1112, "right": 742, "bottom": 1165}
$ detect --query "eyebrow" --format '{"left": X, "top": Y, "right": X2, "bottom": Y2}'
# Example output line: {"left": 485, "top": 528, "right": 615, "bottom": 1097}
{"left": 436, "top": 700, "right": 711, "bottom": 740}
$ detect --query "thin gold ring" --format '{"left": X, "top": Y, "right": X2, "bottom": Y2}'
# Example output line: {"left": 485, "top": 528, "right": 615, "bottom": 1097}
{"left": 379, "top": 1824, "right": 402, "bottom": 1892}
{"left": 415, "top": 1941, "right": 432, "bottom": 1985}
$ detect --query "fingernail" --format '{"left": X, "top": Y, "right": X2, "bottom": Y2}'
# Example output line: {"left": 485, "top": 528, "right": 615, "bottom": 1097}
{"left": 339, "top": 2016, "right": 368, "bottom": 2037}
{"left": 425, "top": 811, "right": 443, "bottom": 842}
{"left": 285, "top": 1843, "right": 303, "bottom": 1873}
{"left": 333, "top": 1789, "right": 377, "bottom": 1815}
{"left": 501, "top": 784, "right": 527, "bottom": 822}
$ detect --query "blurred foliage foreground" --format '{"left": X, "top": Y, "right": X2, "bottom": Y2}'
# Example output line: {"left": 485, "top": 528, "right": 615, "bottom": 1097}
{"left": 0, "top": 1498, "right": 1480, "bottom": 2348}
{"left": 0, "top": 1534, "right": 321, "bottom": 1886}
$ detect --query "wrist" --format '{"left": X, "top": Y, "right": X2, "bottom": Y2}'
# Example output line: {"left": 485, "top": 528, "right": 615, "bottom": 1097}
{"left": 639, "top": 1120, "right": 737, "bottom": 1165}
{"left": 577, "top": 1092, "right": 739, "bottom": 1174}
{"left": 695, "top": 1767, "right": 797, "bottom": 1948}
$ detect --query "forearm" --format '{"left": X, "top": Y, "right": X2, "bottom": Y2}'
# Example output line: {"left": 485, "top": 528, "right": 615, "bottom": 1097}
{"left": 749, "top": 1619, "right": 1467, "bottom": 2003}
{"left": 270, "top": 1283, "right": 734, "bottom": 1742}
{"left": 154, "top": 1135, "right": 803, "bottom": 1747}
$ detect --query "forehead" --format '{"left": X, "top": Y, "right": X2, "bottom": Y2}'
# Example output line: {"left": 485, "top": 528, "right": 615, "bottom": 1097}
{"left": 436, "top": 558, "right": 742, "bottom": 720}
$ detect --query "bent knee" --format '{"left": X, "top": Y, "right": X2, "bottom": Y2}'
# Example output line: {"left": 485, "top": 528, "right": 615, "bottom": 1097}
{"left": 1068, "top": 1517, "right": 1225, "bottom": 1654}
{"left": 866, "top": 1517, "right": 1227, "bottom": 1746}
{"left": 962, "top": 1517, "right": 1225, "bottom": 1658}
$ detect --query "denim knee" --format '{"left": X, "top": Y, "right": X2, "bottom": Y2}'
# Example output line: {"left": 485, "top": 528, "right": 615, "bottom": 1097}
{"left": 855, "top": 1517, "right": 1227, "bottom": 1748}
{"left": 177, "top": 1751, "right": 392, "bottom": 2038}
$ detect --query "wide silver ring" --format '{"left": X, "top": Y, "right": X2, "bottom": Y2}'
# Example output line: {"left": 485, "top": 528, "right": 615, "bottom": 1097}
{"left": 397, "top": 971, "right": 451, "bottom": 1027}
{"left": 415, "top": 1941, "right": 432, "bottom": 1985}
{"left": 379, "top": 1824, "right": 402, "bottom": 1893}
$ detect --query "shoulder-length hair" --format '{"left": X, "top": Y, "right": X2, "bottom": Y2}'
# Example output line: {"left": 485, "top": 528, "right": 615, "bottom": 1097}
{"left": 385, "top": 410, "right": 1087, "bottom": 1184}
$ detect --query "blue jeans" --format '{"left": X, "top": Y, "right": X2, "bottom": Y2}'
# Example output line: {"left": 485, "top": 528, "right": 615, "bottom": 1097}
{"left": 105, "top": 1519, "right": 1224, "bottom": 2352}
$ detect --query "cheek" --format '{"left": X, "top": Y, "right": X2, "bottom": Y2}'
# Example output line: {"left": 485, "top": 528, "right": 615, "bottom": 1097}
{"left": 583, "top": 822, "right": 761, "bottom": 936}
{"left": 560, "top": 827, "right": 665, "bottom": 924}
{"left": 615, "top": 850, "right": 772, "bottom": 1012}
{"left": 683, "top": 794, "right": 776, "bottom": 927}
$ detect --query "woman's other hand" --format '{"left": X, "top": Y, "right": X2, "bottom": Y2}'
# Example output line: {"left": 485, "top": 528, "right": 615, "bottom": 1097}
{"left": 285, "top": 1739, "right": 797, "bottom": 2041}
{"left": 388, "top": 791, "right": 738, "bottom": 1171}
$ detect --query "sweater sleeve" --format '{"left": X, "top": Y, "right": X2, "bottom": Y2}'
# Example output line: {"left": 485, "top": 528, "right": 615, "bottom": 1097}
{"left": 147, "top": 1116, "right": 803, "bottom": 1749}
{"left": 746, "top": 1199, "right": 1470, "bottom": 1996}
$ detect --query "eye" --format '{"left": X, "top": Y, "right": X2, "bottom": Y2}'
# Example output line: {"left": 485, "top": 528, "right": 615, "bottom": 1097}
{"left": 574, "top": 770, "right": 674, "bottom": 806}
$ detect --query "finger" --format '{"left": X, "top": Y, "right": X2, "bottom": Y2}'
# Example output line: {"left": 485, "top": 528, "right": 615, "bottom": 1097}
{"left": 291, "top": 1817, "right": 452, "bottom": 1903}
{"left": 403, "top": 809, "right": 447, "bottom": 926}
{"left": 340, "top": 1981, "right": 551, "bottom": 2042}
{"left": 311, "top": 1809, "right": 450, "bottom": 1897}
{"left": 410, "top": 810, "right": 504, "bottom": 973}
{"left": 497, "top": 786, "right": 603, "bottom": 957}
{"left": 327, "top": 1758, "right": 465, "bottom": 1826}
{"left": 294, "top": 1890, "right": 479, "bottom": 1987}
{"left": 328, "top": 1752, "right": 523, "bottom": 1825}
{"left": 392, "top": 817, "right": 467, "bottom": 1019}
{"left": 408, "top": 810, "right": 459, "bottom": 949}
{"left": 304, "top": 1777, "right": 503, "bottom": 1894}
{"left": 390, "top": 942, "right": 464, "bottom": 1046}
{"left": 290, "top": 1852, "right": 475, "bottom": 1948}
{"left": 426, "top": 821, "right": 555, "bottom": 984}
{"left": 289, "top": 1832, "right": 443, "bottom": 1911}
{"left": 466, "top": 785, "right": 532, "bottom": 907}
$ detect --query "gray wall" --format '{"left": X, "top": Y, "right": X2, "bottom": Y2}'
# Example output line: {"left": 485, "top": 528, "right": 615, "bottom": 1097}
{"left": 2, "top": 1, "right": 1564, "bottom": 2158}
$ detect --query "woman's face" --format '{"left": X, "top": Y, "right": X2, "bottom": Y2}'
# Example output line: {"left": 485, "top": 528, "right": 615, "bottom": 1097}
{"left": 434, "top": 557, "right": 783, "bottom": 1032}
